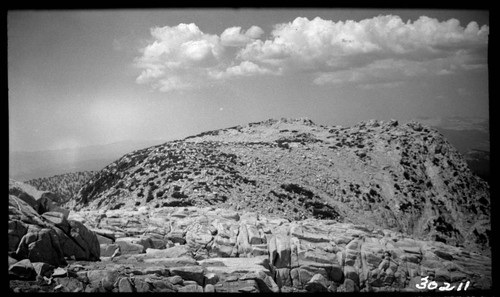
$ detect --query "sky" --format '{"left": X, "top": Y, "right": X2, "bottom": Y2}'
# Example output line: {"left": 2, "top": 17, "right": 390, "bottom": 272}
{"left": 8, "top": 8, "right": 489, "bottom": 152}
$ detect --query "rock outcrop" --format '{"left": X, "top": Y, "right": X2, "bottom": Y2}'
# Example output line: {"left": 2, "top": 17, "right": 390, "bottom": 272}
{"left": 8, "top": 181, "right": 100, "bottom": 267}
{"left": 10, "top": 206, "right": 491, "bottom": 292}
{"left": 74, "top": 118, "right": 490, "bottom": 253}
{"left": 9, "top": 179, "right": 69, "bottom": 218}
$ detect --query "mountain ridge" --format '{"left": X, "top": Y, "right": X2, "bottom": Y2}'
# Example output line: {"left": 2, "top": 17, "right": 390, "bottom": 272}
{"left": 68, "top": 118, "right": 489, "bottom": 254}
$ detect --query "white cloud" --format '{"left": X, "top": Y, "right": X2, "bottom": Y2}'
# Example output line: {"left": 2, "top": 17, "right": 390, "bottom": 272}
{"left": 135, "top": 23, "right": 272, "bottom": 92}
{"left": 134, "top": 23, "right": 224, "bottom": 91}
{"left": 135, "top": 15, "right": 488, "bottom": 92}
{"left": 313, "top": 58, "right": 456, "bottom": 87}
{"left": 209, "top": 61, "right": 279, "bottom": 80}
{"left": 221, "top": 26, "right": 264, "bottom": 47}
{"left": 246, "top": 26, "right": 265, "bottom": 39}
{"left": 243, "top": 16, "right": 487, "bottom": 70}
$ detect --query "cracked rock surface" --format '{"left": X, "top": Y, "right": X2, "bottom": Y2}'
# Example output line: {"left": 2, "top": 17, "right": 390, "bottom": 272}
{"left": 10, "top": 205, "right": 491, "bottom": 292}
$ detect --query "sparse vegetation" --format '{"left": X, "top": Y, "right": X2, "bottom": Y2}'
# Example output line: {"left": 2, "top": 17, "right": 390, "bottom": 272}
{"left": 67, "top": 118, "right": 489, "bottom": 252}
{"left": 25, "top": 171, "right": 95, "bottom": 203}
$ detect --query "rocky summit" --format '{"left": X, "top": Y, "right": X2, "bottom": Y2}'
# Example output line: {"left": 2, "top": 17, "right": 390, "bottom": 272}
{"left": 9, "top": 118, "right": 491, "bottom": 293}
{"left": 73, "top": 118, "right": 489, "bottom": 253}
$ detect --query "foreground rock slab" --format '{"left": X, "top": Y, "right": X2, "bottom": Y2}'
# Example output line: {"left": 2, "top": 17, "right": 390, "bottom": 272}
{"left": 9, "top": 206, "right": 488, "bottom": 293}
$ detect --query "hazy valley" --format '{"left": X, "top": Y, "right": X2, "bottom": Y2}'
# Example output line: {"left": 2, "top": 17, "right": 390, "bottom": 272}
{"left": 9, "top": 140, "right": 166, "bottom": 182}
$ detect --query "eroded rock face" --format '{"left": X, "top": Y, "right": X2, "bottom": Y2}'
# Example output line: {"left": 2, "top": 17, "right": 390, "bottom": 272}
{"left": 9, "top": 179, "right": 68, "bottom": 217}
{"left": 8, "top": 182, "right": 100, "bottom": 267}
{"left": 10, "top": 203, "right": 491, "bottom": 293}
{"left": 74, "top": 119, "right": 490, "bottom": 253}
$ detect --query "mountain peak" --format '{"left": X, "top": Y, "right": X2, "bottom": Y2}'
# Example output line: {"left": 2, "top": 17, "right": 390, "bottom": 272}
{"left": 72, "top": 118, "right": 489, "bottom": 253}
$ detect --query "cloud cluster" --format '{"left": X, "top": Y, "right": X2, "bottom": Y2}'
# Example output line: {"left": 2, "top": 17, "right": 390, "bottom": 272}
{"left": 135, "top": 15, "right": 488, "bottom": 92}
{"left": 134, "top": 23, "right": 223, "bottom": 91}
{"left": 220, "top": 26, "right": 264, "bottom": 47}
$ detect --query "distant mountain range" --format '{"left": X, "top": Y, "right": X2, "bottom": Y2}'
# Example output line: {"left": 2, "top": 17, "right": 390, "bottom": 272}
{"left": 9, "top": 140, "right": 167, "bottom": 181}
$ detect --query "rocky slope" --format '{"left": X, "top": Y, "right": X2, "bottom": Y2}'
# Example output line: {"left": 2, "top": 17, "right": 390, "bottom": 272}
{"left": 72, "top": 118, "right": 490, "bottom": 253}
{"left": 25, "top": 171, "right": 95, "bottom": 205}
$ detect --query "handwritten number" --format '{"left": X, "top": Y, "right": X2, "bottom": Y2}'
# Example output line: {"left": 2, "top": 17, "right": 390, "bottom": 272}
{"left": 428, "top": 281, "right": 438, "bottom": 290}
{"left": 464, "top": 281, "right": 470, "bottom": 291}
{"left": 438, "top": 282, "right": 455, "bottom": 291}
{"left": 417, "top": 276, "right": 469, "bottom": 291}
{"left": 416, "top": 276, "right": 429, "bottom": 289}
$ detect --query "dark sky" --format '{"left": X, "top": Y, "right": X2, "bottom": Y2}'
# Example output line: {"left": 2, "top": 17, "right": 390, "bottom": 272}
{"left": 8, "top": 8, "right": 489, "bottom": 151}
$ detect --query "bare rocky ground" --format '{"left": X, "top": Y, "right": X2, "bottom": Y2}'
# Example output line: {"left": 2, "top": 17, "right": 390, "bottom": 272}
{"left": 8, "top": 193, "right": 492, "bottom": 293}
{"left": 9, "top": 118, "right": 491, "bottom": 293}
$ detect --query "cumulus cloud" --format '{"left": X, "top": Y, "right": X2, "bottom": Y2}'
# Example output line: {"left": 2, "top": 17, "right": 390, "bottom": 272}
{"left": 135, "top": 15, "right": 488, "bottom": 92}
{"left": 221, "top": 26, "right": 264, "bottom": 47}
{"left": 240, "top": 16, "right": 488, "bottom": 75}
{"left": 312, "top": 56, "right": 467, "bottom": 87}
{"left": 209, "top": 61, "right": 280, "bottom": 80}
{"left": 134, "top": 23, "right": 224, "bottom": 91}
{"left": 135, "top": 23, "right": 272, "bottom": 91}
